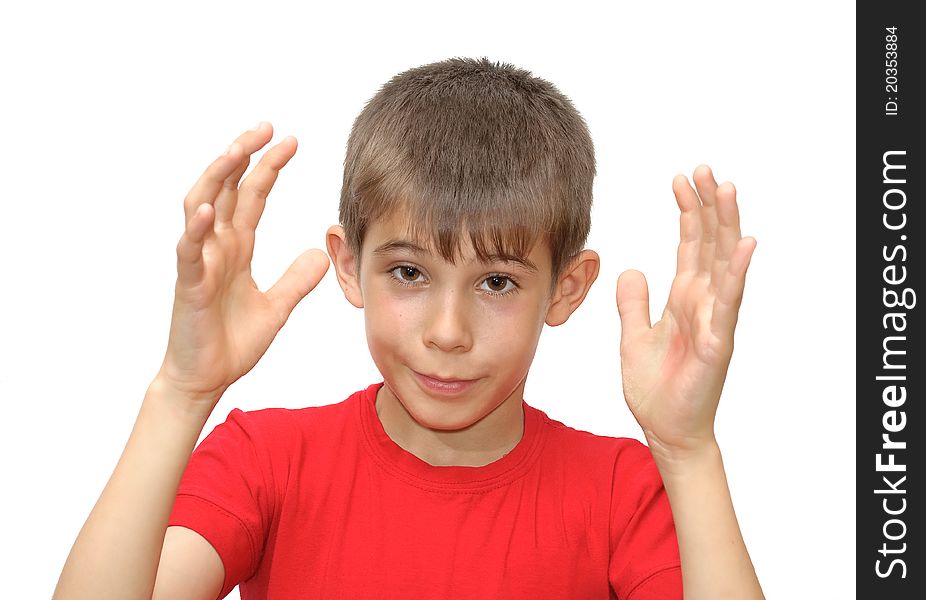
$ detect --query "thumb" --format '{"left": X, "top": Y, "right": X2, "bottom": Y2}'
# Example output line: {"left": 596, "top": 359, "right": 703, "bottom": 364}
{"left": 616, "top": 269, "right": 652, "bottom": 343}
{"left": 266, "top": 249, "right": 331, "bottom": 323}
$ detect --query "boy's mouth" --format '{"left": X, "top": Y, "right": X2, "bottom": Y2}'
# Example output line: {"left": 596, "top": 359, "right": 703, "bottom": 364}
{"left": 413, "top": 371, "right": 479, "bottom": 395}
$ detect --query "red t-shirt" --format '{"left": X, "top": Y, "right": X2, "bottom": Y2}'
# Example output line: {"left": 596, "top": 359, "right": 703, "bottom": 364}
{"left": 168, "top": 382, "right": 682, "bottom": 599}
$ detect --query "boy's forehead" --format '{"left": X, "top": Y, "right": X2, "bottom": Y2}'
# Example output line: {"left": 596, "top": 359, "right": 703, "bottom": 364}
{"left": 363, "top": 211, "right": 548, "bottom": 273}
{"left": 365, "top": 209, "right": 432, "bottom": 248}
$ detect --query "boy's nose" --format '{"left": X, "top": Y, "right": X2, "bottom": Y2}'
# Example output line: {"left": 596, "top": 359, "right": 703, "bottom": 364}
{"left": 422, "top": 289, "right": 474, "bottom": 353}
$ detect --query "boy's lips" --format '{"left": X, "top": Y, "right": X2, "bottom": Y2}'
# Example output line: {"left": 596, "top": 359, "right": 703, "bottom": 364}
{"left": 413, "top": 371, "right": 479, "bottom": 395}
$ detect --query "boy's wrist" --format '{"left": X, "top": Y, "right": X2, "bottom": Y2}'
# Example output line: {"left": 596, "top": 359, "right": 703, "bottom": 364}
{"left": 643, "top": 431, "right": 722, "bottom": 479}
{"left": 145, "top": 375, "right": 222, "bottom": 425}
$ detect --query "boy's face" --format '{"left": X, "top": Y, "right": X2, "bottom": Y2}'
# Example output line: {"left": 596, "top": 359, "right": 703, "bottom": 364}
{"left": 327, "top": 210, "right": 598, "bottom": 434}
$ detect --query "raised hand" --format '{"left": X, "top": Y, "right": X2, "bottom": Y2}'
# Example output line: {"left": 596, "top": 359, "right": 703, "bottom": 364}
{"left": 156, "top": 123, "right": 330, "bottom": 413}
{"left": 615, "top": 165, "right": 756, "bottom": 460}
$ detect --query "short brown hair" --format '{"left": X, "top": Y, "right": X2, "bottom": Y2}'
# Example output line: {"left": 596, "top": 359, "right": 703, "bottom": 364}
{"left": 338, "top": 57, "right": 595, "bottom": 291}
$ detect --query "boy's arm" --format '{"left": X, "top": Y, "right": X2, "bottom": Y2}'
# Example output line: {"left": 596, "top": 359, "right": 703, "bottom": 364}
{"left": 54, "top": 379, "right": 224, "bottom": 600}
{"left": 649, "top": 439, "right": 761, "bottom": 598}
{"left": 615, "top": 165, "right": 763, "bottom": 599}
{"left": 53, "top": 123, "right": 330, "bottom": 599}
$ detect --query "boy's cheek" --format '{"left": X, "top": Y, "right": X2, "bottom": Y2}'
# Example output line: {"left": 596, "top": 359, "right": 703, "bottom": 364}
{"left": 364, "top": 289, "right": 417, "bottom": 325}
{"left": 363, "top": 294, "right": 417, "bottom": 350}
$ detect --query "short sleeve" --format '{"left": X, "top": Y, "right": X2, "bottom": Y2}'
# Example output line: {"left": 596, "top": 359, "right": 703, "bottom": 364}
{"left": 608, "top": 441, "right": 683, "bottom": 599}
{"left": 168, "top": 408, "right": 278, "bottom": 599}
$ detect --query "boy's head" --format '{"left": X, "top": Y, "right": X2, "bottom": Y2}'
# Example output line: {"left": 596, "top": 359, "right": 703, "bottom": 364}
{"left": 326, "top": 57, "right": 600, "bottom": 431}
{"left": 336, "top": 56, "right": 596, "bottom": 293}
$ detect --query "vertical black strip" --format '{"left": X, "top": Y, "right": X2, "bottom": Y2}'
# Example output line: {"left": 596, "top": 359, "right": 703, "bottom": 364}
{"left": 857, "top": 2, "right": 924, "bottom": 596}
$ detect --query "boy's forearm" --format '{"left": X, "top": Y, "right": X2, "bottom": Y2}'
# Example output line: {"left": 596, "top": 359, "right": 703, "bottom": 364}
{"left": 54, "top": 379, "right": 215, "bottom": 600}
{"left": 652, "top": 441, "right": 765, "bottom": 600}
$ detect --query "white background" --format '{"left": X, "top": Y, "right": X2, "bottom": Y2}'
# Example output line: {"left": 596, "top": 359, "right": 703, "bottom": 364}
{"left": 1, "top": 1, "right": 855, "bottom": 598}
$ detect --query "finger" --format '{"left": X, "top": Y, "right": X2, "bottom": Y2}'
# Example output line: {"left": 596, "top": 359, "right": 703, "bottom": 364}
{"left": 266, "top": 249, "right": 331, "bottom": 325}
{"left": 673, "top": 174, "right": 702, "bottom": 276}
{"left": 616, "top": 269, "right": 652, "bottom": 346}
{"left": 182, "top": 143, "right": 244, "bottom": 225}
{"left": 692, "top": 165, "right": 719, "bottom": 277}
{"left": 712, "top": 181, "right": 742, "bottom": 287}
{"left": 714, "top": 182, "right": 742, "bottom": 258}
{"left": 233, "top": 136, "right": 298, "bottom": 231}
{"left": 214, "top": 122, "right": 275, "bottom": 228}
{"left": 709, "top": 237, "right": 756, "bottom": 340}
{"left": 176, "top": 202, "right": 216, "bottom": 287}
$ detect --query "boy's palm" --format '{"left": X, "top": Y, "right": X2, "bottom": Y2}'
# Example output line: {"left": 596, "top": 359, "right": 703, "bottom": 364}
{"left": 158, "top": 124, "right": 329, "bottom": 409}
{"left": 616, "top": 166, "right": 755, "bottom": 458}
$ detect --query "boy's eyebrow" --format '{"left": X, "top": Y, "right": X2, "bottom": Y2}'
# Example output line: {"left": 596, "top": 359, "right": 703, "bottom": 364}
{"left": 371, "top": 239, "right": 539, "bottom": 273}
{"left": 475, "top": 252, "right": 539, "bottom": 273}
{"left": 371, "top": 239, "right": 431, "bottom": 258}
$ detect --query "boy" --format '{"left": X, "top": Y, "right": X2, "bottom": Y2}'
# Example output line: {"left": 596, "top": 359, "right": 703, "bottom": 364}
{"left": 55, "top": 57, "right": 763, "bottom": 599}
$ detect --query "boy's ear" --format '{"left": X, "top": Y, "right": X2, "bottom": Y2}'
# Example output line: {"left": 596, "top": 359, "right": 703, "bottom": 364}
{"left": 326, "top": 225, "right": 364, "bottom": 309}
{"left": 545, "top": 250, "right": 600, "bottom": 327}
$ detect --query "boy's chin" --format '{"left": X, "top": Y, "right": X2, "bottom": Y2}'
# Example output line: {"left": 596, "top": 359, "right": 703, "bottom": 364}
{"left": 392, "top": 375, "right": 524, "bottom": 433}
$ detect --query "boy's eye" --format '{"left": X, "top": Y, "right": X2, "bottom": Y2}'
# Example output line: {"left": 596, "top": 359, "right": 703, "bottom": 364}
{"left": 480, "top": 275, "right": 516, "bottom": 294}
{"left": 392, "top": 265, "right": 423, "bottom": 283}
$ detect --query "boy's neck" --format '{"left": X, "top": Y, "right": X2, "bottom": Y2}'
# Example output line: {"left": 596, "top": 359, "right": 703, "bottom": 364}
{"left": 374, "top": 381, "right": 526, "bottom": 467}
